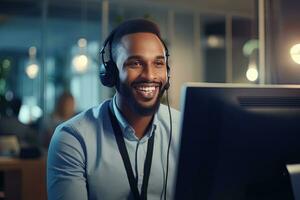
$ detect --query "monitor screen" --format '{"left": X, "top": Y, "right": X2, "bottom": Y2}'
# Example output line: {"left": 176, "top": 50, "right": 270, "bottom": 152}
{"left": 175, "top": 83, "right": 300, "bottom": 200}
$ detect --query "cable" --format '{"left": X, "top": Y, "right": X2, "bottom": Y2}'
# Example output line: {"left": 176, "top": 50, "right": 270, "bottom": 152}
{"left": 135, "top": 142, "right": 140, "bottom": 185}
{"left": 163, "top": 89, "right": 173, "bottom": 200}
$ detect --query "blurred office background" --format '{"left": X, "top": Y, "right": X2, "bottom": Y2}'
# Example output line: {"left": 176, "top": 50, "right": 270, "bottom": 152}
{"left": 0, "top": 0, "right": 300, "bottom": 144}
{"left": 1, "top": 0, "right": 300, "bottom": 199}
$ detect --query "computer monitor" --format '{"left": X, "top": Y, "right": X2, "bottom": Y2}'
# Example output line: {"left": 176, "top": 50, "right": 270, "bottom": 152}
{"left": 175, "top": 83, "right": 300, "bottom": 200}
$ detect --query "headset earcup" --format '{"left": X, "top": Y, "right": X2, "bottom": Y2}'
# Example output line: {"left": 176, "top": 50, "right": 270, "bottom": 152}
{"left": 99, "top": 61, "right": 118, "bottom": 87}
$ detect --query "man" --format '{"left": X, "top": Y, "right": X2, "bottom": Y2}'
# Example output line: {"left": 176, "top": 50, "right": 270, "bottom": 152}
{"left": 47, "top": 19, "right": 180, "bottom": 200}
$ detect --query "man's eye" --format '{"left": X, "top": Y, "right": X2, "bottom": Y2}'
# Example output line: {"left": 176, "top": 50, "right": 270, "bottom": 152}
{"left": 155, "top": 60, "right": 165, "bottom": 67}
{"left": 126, "top": 60, "right": 142, "bottom": 68}
{"left": 133, "top": 61, "right": 142, "bottom": 66}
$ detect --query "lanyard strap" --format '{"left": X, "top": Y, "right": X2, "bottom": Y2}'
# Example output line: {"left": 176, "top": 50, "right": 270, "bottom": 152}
{"left": 108, "top": 102, "right": 155, "bottom": 200}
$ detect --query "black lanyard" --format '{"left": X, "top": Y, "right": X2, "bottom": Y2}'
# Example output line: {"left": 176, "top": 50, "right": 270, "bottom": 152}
{"left": 108, "top": 102, "right": 155, "bottom": 200}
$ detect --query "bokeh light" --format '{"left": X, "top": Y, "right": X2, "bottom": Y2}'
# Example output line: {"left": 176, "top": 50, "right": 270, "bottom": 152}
{"left": 246, "top": 67, "right": 258, "bottom": 82}
{"left": 72, "top": 54, "right": 88, "bottom": 73}
{"left": 290, "top": 43, "right": 300, "bottom": 64}
{"left": 26, "top": 63, "right": 39, "bottom": 79}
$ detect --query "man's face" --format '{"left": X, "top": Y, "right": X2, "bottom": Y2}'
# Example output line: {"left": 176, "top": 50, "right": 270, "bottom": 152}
{"left": 115, "top": 32, "right": 168, "bottom": 116}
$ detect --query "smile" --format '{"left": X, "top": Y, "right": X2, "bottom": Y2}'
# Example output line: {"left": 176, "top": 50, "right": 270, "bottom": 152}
{"left": 133, "top": 83, "right": 160, "bottom": 99}
{"left": 136, "top": 86, "right": 156, "bottom": 92}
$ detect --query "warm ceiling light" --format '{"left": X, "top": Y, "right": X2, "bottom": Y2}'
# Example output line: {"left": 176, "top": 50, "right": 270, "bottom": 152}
{"left": 246, "top": 67, "right": 258, "bottom": 82}
{"left": 72, "top": 54, "right": 88, "bottom": 73}
{"left": 26, "top": 63, "right": 39, "bottom": 79}
{"left": 207, "top": 35, "right": 224, "bottom": 48}
{"left": 290, "top": 43, "right": 300, "bottom": 64}
{"left": 29, "top": 46, "right": 37, "bottom": 57}
{"left": 78, "top": 38, "right": 87, "bottom": 48}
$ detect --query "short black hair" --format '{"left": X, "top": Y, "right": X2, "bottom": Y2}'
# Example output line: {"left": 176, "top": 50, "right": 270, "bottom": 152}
{"left": 109, "top": 18, "right": 162, "bottom": 62}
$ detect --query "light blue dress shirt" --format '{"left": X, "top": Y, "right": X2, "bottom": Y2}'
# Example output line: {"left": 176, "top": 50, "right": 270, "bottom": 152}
{"left": 47, "top": 97, "right": 181, "bottom": 200}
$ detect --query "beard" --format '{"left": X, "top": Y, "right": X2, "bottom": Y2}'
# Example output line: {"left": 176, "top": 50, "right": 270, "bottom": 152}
{"left": 116, "top": 80, "right": 166, "bottom": 116}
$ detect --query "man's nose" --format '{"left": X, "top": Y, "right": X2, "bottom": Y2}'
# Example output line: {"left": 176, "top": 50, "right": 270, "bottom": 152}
{"left": 140, "top": 63, "right": 157, "bottom": 80}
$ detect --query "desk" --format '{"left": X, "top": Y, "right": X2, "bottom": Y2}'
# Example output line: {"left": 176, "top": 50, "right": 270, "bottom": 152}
{"left": 0, "top": 157, "right": 47, "bottom": 200}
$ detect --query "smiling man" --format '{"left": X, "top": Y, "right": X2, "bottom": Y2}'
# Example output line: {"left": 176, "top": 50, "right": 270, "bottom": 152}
{"left": 115, "top": 31, "right": 168, "bottom": 138}
{"left": 47, "top": 19, "right": 181, "bottom": 200}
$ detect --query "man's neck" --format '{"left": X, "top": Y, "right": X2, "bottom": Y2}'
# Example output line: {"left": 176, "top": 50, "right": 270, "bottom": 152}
{"left": 128, "top": 114, "right": 153, "bottom": 139}
{"left": 116, "top": 97, "right": 154, "bottom": 139}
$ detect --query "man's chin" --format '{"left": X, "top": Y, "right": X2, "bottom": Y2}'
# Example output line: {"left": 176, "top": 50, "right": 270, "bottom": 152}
{"left": 133, "top": 101, "right": 160, "bottom": 116}
{"left": 117, "top": 83, "right": 163, "bottom": 116}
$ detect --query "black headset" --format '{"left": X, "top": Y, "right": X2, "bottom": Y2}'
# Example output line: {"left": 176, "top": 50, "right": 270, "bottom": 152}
{"left": 99, "top": 31, "right": 171, "bottom": 91}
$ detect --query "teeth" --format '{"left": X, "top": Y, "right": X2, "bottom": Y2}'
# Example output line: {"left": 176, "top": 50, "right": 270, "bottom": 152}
{"left": 136, "top": 86, "right": 156, "bottom": 92}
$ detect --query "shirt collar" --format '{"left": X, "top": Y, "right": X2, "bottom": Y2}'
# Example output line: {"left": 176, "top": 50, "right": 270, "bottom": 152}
{"left": 112, "top": 95, "right": 157, "bottom": 142}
